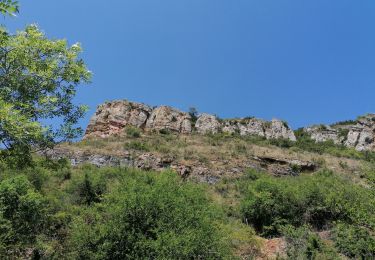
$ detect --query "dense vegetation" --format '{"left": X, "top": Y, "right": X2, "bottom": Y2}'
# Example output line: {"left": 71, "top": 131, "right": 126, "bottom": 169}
{"left": 0, "top": 158, "right": 373, "bottom": 259}
{"left": 0, "top": 162, "right": 232, "bottom": 258}
{"left": 240, "top": 169, "right": 375, "bottom": 258}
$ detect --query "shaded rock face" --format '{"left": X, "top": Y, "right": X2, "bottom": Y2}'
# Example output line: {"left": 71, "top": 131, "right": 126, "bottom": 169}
{"left": 146, "top": 106, "right": 192, "bottom": 134}
{"left": 304, "top": 114, "right": 375, "bottom": 151}
{"left": 85, "top": 100, "right": 152, "bottom": 138}
{"left": 195, "top": 113, "right": 221, "bottom": 134}
{"left": 85, "top": 99, "right": 297, "bottom": 141}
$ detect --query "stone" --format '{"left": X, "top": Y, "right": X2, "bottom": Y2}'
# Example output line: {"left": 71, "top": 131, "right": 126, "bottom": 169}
{"left": 146, "top": 106, "right": 192, "bottom": 134}
{"left": 195, "top": 113, "right": 221, "bottom": 134}
{"left": 355, "top": 130, "right": 374, "bottom": 151}
{"left": 264, "top": 119, "right": 296, "bottom": 141}
{"left": 84, "top": 100, "right": 152, "bottom": 138}
{"left": 238, "top": 118, "right": 266, "bottom": 137}
{"left": 304, "top": 125, "right": 341, "bottom": 144}
{"left": 305, "top": 114, "right": 375, "bottom": 151}
{"left": 222, "top": 120, "right": 239, "bottom": 134}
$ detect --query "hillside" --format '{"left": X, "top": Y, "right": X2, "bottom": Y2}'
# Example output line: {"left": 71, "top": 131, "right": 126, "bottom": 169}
{"left": 20, "top": 99, "right": 373, "bottom": 259}
{"left": 1, "top": 100, "right": 374, "bottom": 259}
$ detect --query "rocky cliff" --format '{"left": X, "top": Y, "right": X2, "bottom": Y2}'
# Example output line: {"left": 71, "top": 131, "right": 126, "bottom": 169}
{"left": 303, "top": 114, "right": 375, "bottom": 151}
{"left": 84, "top": 100, "right": 296, "bottom": 141}
{"left": 85, "top": 99, "right": 375, "bottom": 151}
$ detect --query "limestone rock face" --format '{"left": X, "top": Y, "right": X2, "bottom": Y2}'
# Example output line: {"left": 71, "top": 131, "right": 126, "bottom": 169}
{"left": 239, "top": 118, "right": 266, "bottom": 137}
{"left": 195, "top": 113, "right": 221, "bottom": 134}
{"left": 222, "top": 120, "right": 239, "bottom": 134}
{"left": 304, "top": 114, "right": 375, "bottom": 151}
{"left": 221, "top": 118, "right": 296, "bottom": 141}
{"left": 145, "top": 106, "right": 192, "bottom": 134}
{"left": 265, "top": 119, "right": 297, "bottom": 141}
{"left": 304, "top": 125, "right": 342, "bottom": 144}
{"left": 84, "top": 100, "right": 152, "bottom": 138}
{"left": 83, "top": 99, "right": 297, "bottom": 143}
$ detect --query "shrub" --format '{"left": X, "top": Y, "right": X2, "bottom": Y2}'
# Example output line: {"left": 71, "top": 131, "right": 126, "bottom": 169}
{"left": 333, "top": 222, "right": 375, "bottom": 259}
{"left": 125, "top": 126, "right": 141, "bottom": 138}
{"left": 0, "top": 176, "right": 48, "bottom": 255}
{"left": 69, "top": 171, "right": 230, "bottom": 259}
{"left": 124, "top": 141, "right": 150, "bottom": 151}
{"left": 282, "top": 225, "right": 339, "bottom": 259}
{"left": 241, "top": 170, "right": 375, "bottom": 237}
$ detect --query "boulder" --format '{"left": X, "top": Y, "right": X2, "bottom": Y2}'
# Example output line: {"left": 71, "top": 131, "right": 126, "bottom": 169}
{"left": 195, "top": 113, "right": 221, "bottom": 134}
{"left": 146, "top": 106, "right": 192, "bottom": 134}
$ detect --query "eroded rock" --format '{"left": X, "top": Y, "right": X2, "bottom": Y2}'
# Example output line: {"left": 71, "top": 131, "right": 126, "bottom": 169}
{"left": 195, "top": 113, "right": 221, "bottom": 134}
{"left": 85, "top": 100, "right": 152, "bottom": 138}
{"left": 265, "top": 119, "right": 297, "bottom": 141}
{"left": 146, "top": 106, "right": 192, "bottom": 134}
{"left": 304, "top": 114, "right": 375, "bottom": 151}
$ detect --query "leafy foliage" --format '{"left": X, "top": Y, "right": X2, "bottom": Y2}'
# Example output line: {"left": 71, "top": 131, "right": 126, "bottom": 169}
{"left": 333, "top": 222, "right": 375, "bottom": 259}
{"left": 0, "top": 175, "right": 48, "bottom": 255}
{"left": 282, "top": 225, "right": 339, "bottom": 259}
{"left": 0, "top": 25, "right": 91, "bottom": 167}
{"left": 0, "top": 0, "right": 18, "bottom": 16}
{"left": 70, "top": 171, "right": 229, "bottom": 259}
{"left": 240, "top": 170, "right": 375, "bottom": 237}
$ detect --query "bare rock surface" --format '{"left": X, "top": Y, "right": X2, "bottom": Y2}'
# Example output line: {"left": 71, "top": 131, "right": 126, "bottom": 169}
{"left": 221, "top": 118, "right": 296, "bottom": 141}
{"left": 304, "top": 125, "right": 342, "bottom": 144}
{"left": 85, "top": 100, "right": 152, "bottom": 138}
{"left": 84, "top": 99, "right": 375, "bottom": 151}
{"left": 195, "top": 113, "right": 221, "bottom": 134}
{"left": 304, "top": 114, "right": 375, "bottom": 151}
{"left": 145, "top": 106, "right": 192, "bottom": 134}
{"left": 264, "top": 119, "right": 297, "bottom": 141}
{"left": 84, "top": 99, "right": 296, "bottom": 141}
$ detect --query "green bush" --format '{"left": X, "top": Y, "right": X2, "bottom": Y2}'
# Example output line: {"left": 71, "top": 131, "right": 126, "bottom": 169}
{"left": 282, "top": 225, "right": 339, "bottom": 259}
{"left": 0, "top": 176, "right": 48, "bottom": 255}
{"left": 69, "top": 171, "right": 230, "bottom": 259}
{"left": 241, "top": 170, "right": 375, "bottom": 237}
{"left": 333, "top": 222, "right": 375, "bottom": 259}
{"left": 124, "top": 141, "right": 150, "bottom": 151}
{"left": 125, "top": 126, "right": 141, "bottom": 138}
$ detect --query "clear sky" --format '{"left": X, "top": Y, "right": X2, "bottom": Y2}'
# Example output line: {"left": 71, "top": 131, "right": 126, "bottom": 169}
{"left": 3, "top": 1, "right": 375, "bottom": 129}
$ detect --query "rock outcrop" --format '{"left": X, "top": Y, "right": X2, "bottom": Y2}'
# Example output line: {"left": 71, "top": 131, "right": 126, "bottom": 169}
{"left": 304, "top": 125, "right": 343, "bottom": 144}
{"left": 85, "top": 100, "right": 152, "bottom": 138}
{"left": 221, "top": 118, "right": 296, "bottom": 141}
{"left": 145, "top": 106, "right": 192, "bottom": 134}
{"left": 303, "top": 114, "right": 375, "bottom": 151}
{"left": 265, "top": 119, "right": 297, "bottom": 141}
{"left": 195, "top": 113, "right": 221, "bottom": 134}
{"left": 84, "top": 99, "right": 296, "bottom": 141}
{"left": 84, "top": 100, "right": 375, "bottom": 151}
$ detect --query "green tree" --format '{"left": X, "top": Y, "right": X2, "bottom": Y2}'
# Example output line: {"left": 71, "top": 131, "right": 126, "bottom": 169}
{"left": 0, "top": 25, "right": 91, "bottom": 166}
{"left": 0, "top": 0, "right": 18, "bottom": 16}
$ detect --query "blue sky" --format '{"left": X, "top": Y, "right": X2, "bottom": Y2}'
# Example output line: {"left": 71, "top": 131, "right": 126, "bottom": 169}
{"left": 4, "top": 1, "right": 375, "bottom": 129}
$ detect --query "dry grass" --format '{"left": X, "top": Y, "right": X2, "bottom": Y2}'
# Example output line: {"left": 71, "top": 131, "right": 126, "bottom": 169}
{"left": 59, "top": 130, "right": 368, "bottom": 184}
